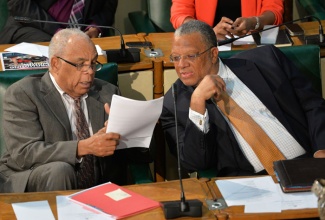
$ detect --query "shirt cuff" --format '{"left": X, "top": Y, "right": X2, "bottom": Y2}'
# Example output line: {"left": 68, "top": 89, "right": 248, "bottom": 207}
{"left": 189, "top": 108, "right": 209, "bottom": 133}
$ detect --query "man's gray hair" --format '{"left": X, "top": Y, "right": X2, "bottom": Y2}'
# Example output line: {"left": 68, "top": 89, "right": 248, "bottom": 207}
{"left": 48, "top": 28, "right": 92, "bottom": 61}
{"left": 175, "top": 20, "right": 217, "bottom": 48}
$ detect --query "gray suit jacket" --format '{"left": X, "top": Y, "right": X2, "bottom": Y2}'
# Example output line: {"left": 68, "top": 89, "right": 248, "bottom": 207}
{"left": 0, "top": 72, "right": 127, "bottom": 192}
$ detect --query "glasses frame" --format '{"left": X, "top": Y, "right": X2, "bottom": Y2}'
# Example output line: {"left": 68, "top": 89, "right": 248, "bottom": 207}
{"left": 170, "top": 46, "right": 214, "bottom": 63}
{"left": 56, "top": 56, "right": 103, "bottom": 72}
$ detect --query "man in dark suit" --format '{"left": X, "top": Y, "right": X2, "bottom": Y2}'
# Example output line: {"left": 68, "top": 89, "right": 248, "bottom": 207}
{"left": 0, "top": 28, "right": 127, "bottom": 193}
{"left": 160, "top": 20, "right": 325, "bottom": 177}
{"left": 0, "top": 0, "right": 118, "bottom": 44}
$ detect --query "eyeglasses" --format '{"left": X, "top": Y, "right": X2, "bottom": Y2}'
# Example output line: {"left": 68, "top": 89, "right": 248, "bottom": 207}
{"left": 170, "top": 46, "right": 214, "bottom": 62}
{"left": 56, "top": 56, "right": 103, "bottom": 72}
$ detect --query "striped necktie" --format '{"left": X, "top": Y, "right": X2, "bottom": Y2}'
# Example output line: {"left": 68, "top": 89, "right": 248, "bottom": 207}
{"left": 74, "top": 97, "right": 95, "bottom": 189}
{"left": 217, "top": 93, "right": 286, "bottom": 176}
{"left": 69, "top": 0, "right": 85, "bottom": 28}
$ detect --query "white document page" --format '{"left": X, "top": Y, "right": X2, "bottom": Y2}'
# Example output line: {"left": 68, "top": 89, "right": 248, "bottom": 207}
{"left": 232, "top": 35, "right": 255, "bottom": 45}
{"left": 56, "top": 196, "right": 114, "bottom": 220}
{"left": 12, "top": 201, "right": 55, "bottom": 220}
{"left": 216, "top": 176, "right": 318, "bottom": 213}
{"left": 215, "top": 176, "right": 281, "bottom": 206}
{"left": 106, "top": 95, "right": 164, "bottom": 149}
{"left": 276, "top": 184, "right": 318, "bottom": 210}
{"left": 5, "top": 42, "right": 49, "bottom": 57}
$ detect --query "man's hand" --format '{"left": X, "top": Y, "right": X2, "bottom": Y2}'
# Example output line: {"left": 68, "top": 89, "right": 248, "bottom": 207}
{"left": 77, "top": 103, "right": 120, "bottom": 157}
{"left": 190, "top": 74, "right": 226, "bottom": 114}
{"left": 314, "top": 150, "right": 325, "bottom": 158}
{"left": 85, "top": 27, "right": 100, "bottom": 38}
{"left": 78, "top": 132, "right": 120, "bottom": 157}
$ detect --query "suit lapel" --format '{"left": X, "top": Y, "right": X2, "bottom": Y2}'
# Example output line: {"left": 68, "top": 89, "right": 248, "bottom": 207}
{"left": 41, "top": 73, "right": 72, "bottom": 137}
{"left": 86, "top": 92, "right": 105, "bottom": 133}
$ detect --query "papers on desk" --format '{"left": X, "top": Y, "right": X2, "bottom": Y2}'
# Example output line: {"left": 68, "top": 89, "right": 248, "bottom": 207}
{"left": 106, "top": 94, "right": 164, "bottom": 149}
{"left": 12, "top": 201, "right": 55, "bottom": 220}
{"left": 215, "top": 176, "right": 317, "bottom": 213}
{"left": 217, "top": 35, "right": 255, "bottom": 52}
{"left": 57, "top": 196, "right": 114, "bottom": 220}
{"left": 5, "top": 42, "right": 49, "bottom": 57}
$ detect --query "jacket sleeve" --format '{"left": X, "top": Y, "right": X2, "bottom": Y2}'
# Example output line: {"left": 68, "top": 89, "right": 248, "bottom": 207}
{"left": 259, "top": 0, "right": 284, "bottom": 25}
{"left": 170, "top": 0, "right": 196, "bottom": 29}
{"left": 160, "top": 87, "right": 218, "bottom": 172}
{"left": 85, "top": 0, "right": 118, "bottom": 36}
{"left": 7, "top": 0, "right": 61, "bottom": 35}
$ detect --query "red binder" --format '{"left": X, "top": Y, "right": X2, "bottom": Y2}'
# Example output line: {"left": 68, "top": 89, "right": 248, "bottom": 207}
{"left": 69, "top": 182, "right": 161, "bottom": 219}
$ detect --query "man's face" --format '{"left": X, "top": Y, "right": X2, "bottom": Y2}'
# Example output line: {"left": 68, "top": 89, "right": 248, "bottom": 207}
{"left": 171, "top": 33, "right": 217, "bottom": 87}
{"left": 51, "top": 37, "right": 98, "bottom": 98}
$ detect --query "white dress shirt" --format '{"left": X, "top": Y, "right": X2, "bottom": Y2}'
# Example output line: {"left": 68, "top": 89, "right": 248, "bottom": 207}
{"left": 189, "top": 59, "right": 306, "bottom": 172}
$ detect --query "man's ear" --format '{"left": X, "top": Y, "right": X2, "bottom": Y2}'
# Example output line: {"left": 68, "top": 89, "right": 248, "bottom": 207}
{"left": 211, "top": 47, "right": 219, "bottom": 64}
{"left": 50, "top": 56, "right": 60, "bottom": 73}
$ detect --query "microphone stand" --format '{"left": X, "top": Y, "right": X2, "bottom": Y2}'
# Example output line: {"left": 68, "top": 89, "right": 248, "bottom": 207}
{"left": 161, "top": 83, "right": 203, "bottom": 219}
{"left": 217, "top": 15, "right": 324, "bottom": 47}
{"left": 14, "top": 16, "right": 140, "bottom": 63}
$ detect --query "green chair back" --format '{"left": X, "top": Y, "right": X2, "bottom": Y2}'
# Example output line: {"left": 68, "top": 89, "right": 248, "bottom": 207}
{"left": 147, "top": 0, "right": 174, "bottom": 32}
{"left": 297, "top": 0, "right": 325, "bottom": 20}
{"left": 128, "top": 0, "right": 174, "bottom": 33}
{"left": 0, "top": 0, "right": 8, "bottom": 31}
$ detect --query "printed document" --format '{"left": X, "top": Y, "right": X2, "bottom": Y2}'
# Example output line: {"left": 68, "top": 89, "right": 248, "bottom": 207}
{"left": 106, "top": 95, "right": 164, "bottom": 149}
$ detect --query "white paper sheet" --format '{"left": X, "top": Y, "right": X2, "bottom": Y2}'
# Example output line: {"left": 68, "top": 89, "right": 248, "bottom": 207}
{"left": 276, "top": 184, "right": 318, "bottom": 210}
{"left": 216, "top": 176, "right": 281, "bottom": 207}
{"left": 12, "top": 200, "right": 55, "bottom": 220}
{"left": 5, "top": 43, "right": 104, "bottom": 58}
{"left": 106, "top": 95, "right": 164, "bottom": 149}
{"left": 216, "top": 176, "right": 319, "bottom": 213}
{"left": 56, "top": 196, "right": 114, "bottom": 220}
{"left": 5, "top": 42, "right": 49, "bottom": 57}
{"left": 232, "top": 35, "right": 255, "bottom": 45}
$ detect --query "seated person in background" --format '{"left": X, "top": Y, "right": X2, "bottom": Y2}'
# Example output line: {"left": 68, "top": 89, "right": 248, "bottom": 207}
{"left": 0, "top": 28, "right": 127, "bottom": 193}
{"left": 170, "top": 0, "right": 283, "bottom": 40}
{"left": 0, "top": 0, "right": 118, "bottom": 44}
{"left": 160, "top": 20, "right": 325, "bottom": 177}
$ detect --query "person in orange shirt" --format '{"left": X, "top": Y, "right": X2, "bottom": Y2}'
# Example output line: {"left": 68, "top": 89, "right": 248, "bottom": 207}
{"left": 170, "top": 0, "right": 284, "bottom": 40}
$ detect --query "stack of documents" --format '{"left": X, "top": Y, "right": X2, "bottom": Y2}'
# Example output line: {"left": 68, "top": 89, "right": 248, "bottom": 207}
{"left": 216, "top": 176, "right": 317, "bottom": 213}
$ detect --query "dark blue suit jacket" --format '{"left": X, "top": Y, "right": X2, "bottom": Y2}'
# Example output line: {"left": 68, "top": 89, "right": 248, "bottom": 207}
{"left": 160, "top": 45, "right": 325, "bottom": 176}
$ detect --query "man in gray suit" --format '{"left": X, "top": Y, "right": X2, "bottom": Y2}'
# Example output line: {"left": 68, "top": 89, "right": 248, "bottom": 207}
{"left": 0, "top": 28, "right": 128, "bottom": 193}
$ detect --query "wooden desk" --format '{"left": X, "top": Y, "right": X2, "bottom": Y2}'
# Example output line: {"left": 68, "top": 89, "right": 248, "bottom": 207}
{"left": 208, "top": 177, "right": 319, "bottom": 220}
{"left": 0, "top": 178, "right": 215, "bottom": 220}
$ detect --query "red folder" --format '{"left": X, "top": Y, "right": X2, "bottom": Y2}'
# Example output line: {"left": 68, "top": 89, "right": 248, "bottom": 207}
{"left": 68, "top": 182, "right": 161, "bottom": 219}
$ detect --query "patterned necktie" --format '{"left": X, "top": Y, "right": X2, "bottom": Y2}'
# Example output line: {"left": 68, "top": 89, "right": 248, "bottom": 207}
{"left": 74, "top": 97, "right": 95, "bottom": 189}
{"left": 217, "top": 93, "right": 286, "bottom": 176}
{"left": 68, "top": 0, "right": 85, "bottom": 28}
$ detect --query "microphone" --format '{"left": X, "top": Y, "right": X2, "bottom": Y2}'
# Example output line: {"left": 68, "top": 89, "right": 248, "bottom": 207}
{"left": 14, "top": 16, "right": 140, "bottom": 63}
{"left": 217, "top": 15, "right": 325, "bottom": 46}
{"left": 161, "top": 83, "right": 203, "bottom": 219}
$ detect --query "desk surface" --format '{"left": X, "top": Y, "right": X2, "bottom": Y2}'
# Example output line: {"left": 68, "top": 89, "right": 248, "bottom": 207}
{"left": 0, "top": 178, "right": 215, "bottom": 220}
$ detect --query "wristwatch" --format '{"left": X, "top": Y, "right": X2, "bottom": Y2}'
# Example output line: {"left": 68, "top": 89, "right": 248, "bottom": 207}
{"left": 254, "top": 16, "right": 260, "bottom": 30}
